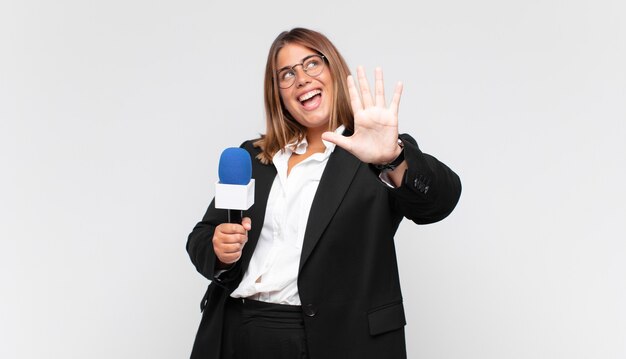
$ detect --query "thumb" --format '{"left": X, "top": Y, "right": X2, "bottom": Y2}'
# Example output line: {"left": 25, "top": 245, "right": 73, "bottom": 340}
{"left": 322, "top": 131, "right": 352, "bottom": 151}
{"left": 241, "top": 217, "right": 252, "bottom": 231}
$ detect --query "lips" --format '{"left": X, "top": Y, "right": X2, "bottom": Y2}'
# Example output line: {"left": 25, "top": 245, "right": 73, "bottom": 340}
{"left": 298, "top": 89, "right": 321, "bottom": 102}
{"left": 298, "top": 89, "right": 322, "bottom": 110}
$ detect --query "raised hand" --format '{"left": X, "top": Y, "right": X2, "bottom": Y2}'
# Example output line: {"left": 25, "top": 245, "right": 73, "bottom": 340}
{"left": 322, "top": 66, "right": 403, "bottom": 164}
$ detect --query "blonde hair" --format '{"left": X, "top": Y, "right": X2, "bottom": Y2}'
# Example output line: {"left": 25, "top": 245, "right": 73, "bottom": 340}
{"left": 254, "top": 28, "right": 353, "bottom": 164}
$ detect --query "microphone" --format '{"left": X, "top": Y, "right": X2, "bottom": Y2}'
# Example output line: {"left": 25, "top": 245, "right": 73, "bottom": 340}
{"left": 215, "top": 148, "right": 255, "bottom": 224}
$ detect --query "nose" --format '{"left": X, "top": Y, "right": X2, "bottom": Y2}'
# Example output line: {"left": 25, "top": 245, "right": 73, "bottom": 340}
{"left": 294, "top": 66, "right": 310, "bottom": 87}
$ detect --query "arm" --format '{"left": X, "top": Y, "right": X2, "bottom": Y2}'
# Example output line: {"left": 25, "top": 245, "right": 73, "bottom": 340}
{"left": 322, "top": 66, "right": 461, "bottom": 224}
{"left": 187, "top": 141, "right": 255, "bottom": 283}
{"left": 386, "top": 133, "right": 461, "bottom": 224}
{"left": 186, "top": 199, "right": 224, "bottom": 281}
{"left": 186, "top": 199, "right": 250, "bottom": 283}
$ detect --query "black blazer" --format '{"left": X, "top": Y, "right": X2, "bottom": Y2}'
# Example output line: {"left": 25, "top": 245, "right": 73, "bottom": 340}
{"left": 187, "top": 133, "right": 461, "bottom": 359}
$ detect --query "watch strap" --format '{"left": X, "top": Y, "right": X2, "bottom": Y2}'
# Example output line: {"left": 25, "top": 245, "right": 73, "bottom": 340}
{"left": 374, "top": 138, "right": 405, "bottom": 171}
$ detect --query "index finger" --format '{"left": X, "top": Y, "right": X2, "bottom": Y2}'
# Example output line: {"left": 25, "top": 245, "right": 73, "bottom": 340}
{"left": 347, "top": 74, "right": 363, "bottom": 113}
{"left": 357, "top": 66, "right": 374, "bottom": 108}
{"left": 219, "top": 222, "right": 248, "bottom": 235}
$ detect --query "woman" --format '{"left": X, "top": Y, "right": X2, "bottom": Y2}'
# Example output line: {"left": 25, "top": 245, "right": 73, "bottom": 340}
{"left": 187, "top": 27, "right": 461, "bottom": 359}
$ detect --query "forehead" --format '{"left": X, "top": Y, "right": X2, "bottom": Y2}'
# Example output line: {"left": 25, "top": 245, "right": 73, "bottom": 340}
{"left": 276, "top": 43, "right": 317, "bottom": 68}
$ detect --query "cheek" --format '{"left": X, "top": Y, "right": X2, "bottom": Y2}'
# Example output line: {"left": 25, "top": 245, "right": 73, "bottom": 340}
{"left": 278, "top": 90, "right": 290, "bottom": 104}
{"left": 323, "top": 78, "right": 335, "bottom": 100}
{"left": 280, "top": 93, "right": 298, "bottom": 111}
{"left": 278, "top": 96, "right": 297, "bottom": 119}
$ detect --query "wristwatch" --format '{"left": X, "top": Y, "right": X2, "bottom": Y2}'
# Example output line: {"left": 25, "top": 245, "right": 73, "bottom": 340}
{"left": 374, "top": 138, "right": 405, "bottom": 171}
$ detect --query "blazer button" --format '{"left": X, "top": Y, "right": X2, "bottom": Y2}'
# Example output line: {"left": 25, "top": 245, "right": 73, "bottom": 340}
{"left": 303, "top": 304, "right": 317, "bottom": 317}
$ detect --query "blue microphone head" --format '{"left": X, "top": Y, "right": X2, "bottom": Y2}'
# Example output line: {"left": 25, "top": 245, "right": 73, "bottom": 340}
{"left": 218, "top": 147, "right": 252, "bottom": 185}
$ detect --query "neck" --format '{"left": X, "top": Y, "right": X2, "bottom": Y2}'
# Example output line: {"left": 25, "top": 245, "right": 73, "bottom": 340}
{"left": 305, "top": 126, "right": 327, "bottom": 152}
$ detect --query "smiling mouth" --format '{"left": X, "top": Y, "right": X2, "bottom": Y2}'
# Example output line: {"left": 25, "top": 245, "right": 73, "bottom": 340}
{"left": 298, "top": 89, "right": 322, "bottom": 105}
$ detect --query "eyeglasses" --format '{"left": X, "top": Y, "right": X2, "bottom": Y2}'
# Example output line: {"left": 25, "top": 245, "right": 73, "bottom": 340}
{"left": 276, "top": 54, "right": 326, "bottom": 89}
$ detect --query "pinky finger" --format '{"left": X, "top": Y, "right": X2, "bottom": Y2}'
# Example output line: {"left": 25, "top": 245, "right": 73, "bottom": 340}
{"left": 389, "top": 81, "right": 403, "bottom": 115}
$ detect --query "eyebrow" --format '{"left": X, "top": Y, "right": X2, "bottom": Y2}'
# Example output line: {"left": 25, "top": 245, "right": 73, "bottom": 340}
{"left": 276, "top": 54, "right": 321, "bottom": 72}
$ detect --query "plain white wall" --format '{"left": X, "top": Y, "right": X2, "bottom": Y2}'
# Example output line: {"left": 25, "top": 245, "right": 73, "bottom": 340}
{"left": 2, "top": 0, "right": 625, "bottom": 358}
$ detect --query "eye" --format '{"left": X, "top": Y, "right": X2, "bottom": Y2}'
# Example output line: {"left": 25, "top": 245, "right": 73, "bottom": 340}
{"left": 279, "top": 69, "right": 295, "bottom": 82}
{"left": 304, "top": 58, "right": 320, "bottom": 70}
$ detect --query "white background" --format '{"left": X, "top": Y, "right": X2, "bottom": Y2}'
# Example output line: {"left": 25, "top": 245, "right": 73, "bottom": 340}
{"left": 2, "top": 0, "right": 625, "bottom": 358}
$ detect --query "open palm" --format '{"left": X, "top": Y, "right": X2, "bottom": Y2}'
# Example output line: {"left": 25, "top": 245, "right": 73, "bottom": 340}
{"left": 322, "top": 66, "right": 403, "bottom": 164}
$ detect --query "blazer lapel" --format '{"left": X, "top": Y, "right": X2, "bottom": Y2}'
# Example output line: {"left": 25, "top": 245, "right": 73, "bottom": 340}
{"left": 299, "top": 146, "right": 361, "bottom": 271}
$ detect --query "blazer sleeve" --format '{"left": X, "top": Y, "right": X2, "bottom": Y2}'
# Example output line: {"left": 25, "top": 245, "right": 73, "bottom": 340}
{"left": 385, "top": 133, "right": 462, "bottom": 224}
{"left": 186, "top": 199, "right": 226, "bottom": 281}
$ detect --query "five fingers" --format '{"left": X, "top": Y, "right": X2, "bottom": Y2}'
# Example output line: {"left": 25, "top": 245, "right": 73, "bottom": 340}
{"left": 348, "top": 66, "right": 402, "bottom": 113}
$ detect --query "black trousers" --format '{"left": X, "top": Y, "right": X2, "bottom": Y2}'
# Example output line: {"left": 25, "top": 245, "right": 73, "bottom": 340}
{"left": 221, "top": 297, "right": 309, "bottom": 359}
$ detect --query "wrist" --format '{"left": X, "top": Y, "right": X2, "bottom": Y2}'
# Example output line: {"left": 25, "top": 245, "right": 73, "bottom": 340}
{"left": 374, "top": 138, "right": 405, "bottom": 171}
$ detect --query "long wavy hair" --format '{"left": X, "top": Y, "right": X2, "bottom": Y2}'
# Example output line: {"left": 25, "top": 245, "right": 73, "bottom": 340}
{"left": 253, "top": 28, "right": 353, "bottom": 164}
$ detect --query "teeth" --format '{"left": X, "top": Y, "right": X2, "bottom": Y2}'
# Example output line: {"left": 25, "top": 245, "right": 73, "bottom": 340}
{"left": 298, "top": 90, "right": 321, "bottom": 102}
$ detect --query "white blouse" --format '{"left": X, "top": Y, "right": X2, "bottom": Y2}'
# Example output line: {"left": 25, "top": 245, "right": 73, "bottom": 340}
{"left": 230, "top": 126, "right": 345, "bottom": 305}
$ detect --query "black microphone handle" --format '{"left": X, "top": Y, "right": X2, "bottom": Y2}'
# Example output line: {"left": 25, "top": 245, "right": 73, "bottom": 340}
{"left": 228, "top": 209, "right": 243, "bottom": 224}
